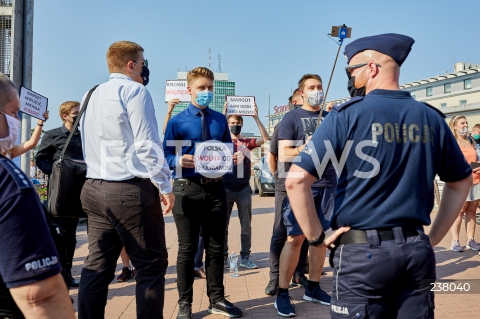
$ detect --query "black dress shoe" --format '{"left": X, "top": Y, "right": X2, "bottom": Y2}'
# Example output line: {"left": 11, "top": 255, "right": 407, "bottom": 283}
{"left": 208, "top": 299, "right": 243, "bottom": 317}
{"left": 69, "top": 278, "right": 80, "bottom": 288}
{"left": 176, "top": 302, "right": 192, "bottom": 319}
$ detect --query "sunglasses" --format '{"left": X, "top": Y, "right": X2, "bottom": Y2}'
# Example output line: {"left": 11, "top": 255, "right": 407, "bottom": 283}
{"left": 345, "top": 62, "right": 381, "bottom": 79}
{"left": 133, "top": 59, "right": 148, "bottom": 67}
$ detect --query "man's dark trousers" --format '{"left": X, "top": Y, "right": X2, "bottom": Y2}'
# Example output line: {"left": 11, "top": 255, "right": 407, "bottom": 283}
{"left": 269, "top": 190, "right": 308, "bottom": 280}
{"left": 78, "top": 178, "right": 168, "bottom": 319}
{"left": 172, "top": 179, "right": 227, "bottom": 304}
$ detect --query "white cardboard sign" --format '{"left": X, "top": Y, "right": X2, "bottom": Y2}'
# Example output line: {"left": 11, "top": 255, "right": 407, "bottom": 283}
{"left": 165, "top": 80, "right": 190, "bottom": 102}
{"left": 19, "top": 87, "right": 48, "bottom": 120}
{"left": 226, "top": 96, "right": 255, "bottom": 116}
{"left": 194, "top": 141, "right": 234, "bottom": 178}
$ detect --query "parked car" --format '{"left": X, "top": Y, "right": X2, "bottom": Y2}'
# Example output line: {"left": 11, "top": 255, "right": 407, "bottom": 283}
{"left": 253, "top": 156, "right": 275, "bottom": 197}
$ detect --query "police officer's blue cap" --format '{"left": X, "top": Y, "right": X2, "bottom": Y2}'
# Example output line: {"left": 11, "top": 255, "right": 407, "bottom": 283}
{"left": 344, "top": 33, "right": 415, "bottom": 67}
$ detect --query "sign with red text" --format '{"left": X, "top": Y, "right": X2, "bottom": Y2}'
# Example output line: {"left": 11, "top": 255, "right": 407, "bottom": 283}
{"left": 194, "top": 141, "right": 234, "bottom": 178}
{"left": 274, "top": 104, "right": 290, "bottom": 114}
{"left": 19, "top": 87, "right": 48, "bottom": 120}
{"left": 226, "top": 96, "right": 255, "bottom": 116}
{"left": 165, "top": 80, "right": 190, "bottom": 102}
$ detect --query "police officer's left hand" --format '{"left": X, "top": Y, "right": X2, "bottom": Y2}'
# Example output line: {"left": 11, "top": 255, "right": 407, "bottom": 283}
{"left": 322, "top": 226, "right": 351, "bottom": 250}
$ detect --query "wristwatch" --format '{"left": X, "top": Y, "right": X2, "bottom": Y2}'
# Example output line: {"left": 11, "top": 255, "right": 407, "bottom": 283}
{"left": 308, "top": 232, "right": 326, "bottom": 247}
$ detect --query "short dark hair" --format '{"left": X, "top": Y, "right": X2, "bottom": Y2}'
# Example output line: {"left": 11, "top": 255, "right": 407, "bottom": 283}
{"left": 298, "top": 74, "right": 322, "bottom": 90}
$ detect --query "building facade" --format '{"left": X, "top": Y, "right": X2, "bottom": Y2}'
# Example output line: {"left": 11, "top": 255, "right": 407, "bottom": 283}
{"left": 267, "top": 62, "right": 480, "bottom": 128}
{"left": 170, "top": 71, "right": 235, "bottom": 116}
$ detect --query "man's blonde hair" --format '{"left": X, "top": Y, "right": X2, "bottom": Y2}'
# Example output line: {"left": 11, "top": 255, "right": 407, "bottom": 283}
{"left": 106, "top": 41, "right": 144, "bottom": 73}
{"left": 59, "top": 101, "right": 80, "bottom": 122}
{"left": 187, "top": 67, "right": 214, "bottom": 86}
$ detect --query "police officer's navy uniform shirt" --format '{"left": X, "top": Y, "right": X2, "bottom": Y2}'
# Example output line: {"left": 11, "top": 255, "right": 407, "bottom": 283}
{"left": 278, "top": 107, "right": 336, "bottom": 188}
{"left": 163, "top": 103, "right": 232, "bottom": 179}
{"left": 296, "top": 89, "right": 471, "bottom": 230}
{"left": 0, "top": 155, "right": 61, "bottom": 288}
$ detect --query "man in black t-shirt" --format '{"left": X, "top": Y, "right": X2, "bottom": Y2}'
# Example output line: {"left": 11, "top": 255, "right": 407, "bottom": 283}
{"left": 274, "top": 74, "right": 337, "bottom": 317}
{"left": 265, "top": 89, "right": 310, "bottom": 297}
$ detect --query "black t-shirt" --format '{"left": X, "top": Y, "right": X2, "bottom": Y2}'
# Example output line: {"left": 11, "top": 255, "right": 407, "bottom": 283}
{"left": 277, "top": 107, "right": 337, "bottom": 188}
{"left": 270, "top": 125, "right": 287, "bottom": 191}
{"left": 0, "top": 155, "right": 61, "bottom": 289}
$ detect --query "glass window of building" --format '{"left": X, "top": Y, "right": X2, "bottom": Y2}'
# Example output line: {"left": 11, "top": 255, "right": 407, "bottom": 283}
{"left": 460, "top": 100, "right": 467, "bottom": 105}
{"left": 464, "top": 79, "right": 472, "bottom": 89}
{"left": 426, "top": 87, "right": 433, "bottom": 96}
{"left": 444, "top": 83, "right": 451, "bottom": 93}
{"left": 410, "top": 91, "right": 416, "bottom": 99}
{"left": 440, "top": 103, "right": 447, "bottom": 108}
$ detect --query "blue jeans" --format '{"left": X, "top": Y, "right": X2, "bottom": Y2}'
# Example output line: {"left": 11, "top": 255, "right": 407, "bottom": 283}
{"left": 194, "top": 228, "right": 204, "bottom": 269}
{"left": 224, "top": 185, "right": 253, "bottom": 259}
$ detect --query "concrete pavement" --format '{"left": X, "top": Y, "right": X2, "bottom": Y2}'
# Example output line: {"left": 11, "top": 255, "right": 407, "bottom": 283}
{"left": 69, "top": 193, "right": 480, "bottom": 318}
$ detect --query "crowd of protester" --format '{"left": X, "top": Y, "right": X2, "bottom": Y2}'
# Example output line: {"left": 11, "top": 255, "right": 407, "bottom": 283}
{"left": 1, "top": 33, "right": 480, "bottom": 319}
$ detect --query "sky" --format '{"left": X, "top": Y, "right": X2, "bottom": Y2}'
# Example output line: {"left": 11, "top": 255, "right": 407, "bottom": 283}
{"left": 29, "top": 0, "right": 480, "bottom": 136}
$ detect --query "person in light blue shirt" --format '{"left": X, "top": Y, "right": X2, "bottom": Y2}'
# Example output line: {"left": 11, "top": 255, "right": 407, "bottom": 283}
{"left": 77, "top": 41, "right": 174, "bottom": 319}
{"left": 163, "top": 67, "right": 243, "bottom": 319}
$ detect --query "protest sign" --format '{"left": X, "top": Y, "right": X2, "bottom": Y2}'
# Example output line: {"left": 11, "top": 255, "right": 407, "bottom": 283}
{"left": 194, "top": 141, "right": 234, "bottom": 178}
{"left": 165, "top": 80, "right": 190, "bottom": 102}
{"left": 226, "top": 96, "right": 255, "bottom": 116}
{"left": 19, "top": 87, "right": 48, "bottom": 120}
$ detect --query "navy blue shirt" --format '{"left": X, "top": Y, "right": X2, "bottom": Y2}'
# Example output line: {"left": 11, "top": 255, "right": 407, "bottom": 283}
{"left": 164, "top": 103, "right": 232, "bottom": 179}
{"left": 278, "top": 107, "right": 336, "bottom": 188}
{"left": 0, "top": 155, "right": 61, "bottom": 288}
{"left": 296, "top": 90, "right": 471, "bottom": 230}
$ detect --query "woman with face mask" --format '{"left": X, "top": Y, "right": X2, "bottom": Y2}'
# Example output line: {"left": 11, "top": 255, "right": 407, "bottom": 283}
{"left": 1, "top": 111, "right": 49, "bottom": 159}
{"left": 448, "top": 115, "right": 480, "bottom": 252}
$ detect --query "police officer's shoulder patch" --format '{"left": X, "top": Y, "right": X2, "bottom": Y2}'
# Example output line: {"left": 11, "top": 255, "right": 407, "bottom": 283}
{"left": 421, "top": 101, "right": 446, "bottom": 118}
{"left": 334, "top": 96, "right": 364, "bottom": 112}
{"left": 0, "top": 156, "right": 33, "bottom": 190}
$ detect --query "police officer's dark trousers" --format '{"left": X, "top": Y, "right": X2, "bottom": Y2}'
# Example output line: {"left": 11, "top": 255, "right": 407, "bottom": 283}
{"left": 268, "top": 190, "right": 308, "bottom": 280}
{"left": 172, "top": 178, "right": 227, "bottom": 305}
{"left": 78, "top": 178, "right": 168, "bottom": 319}
{"left": 330, "top": 226, "right": 435, "bottom": 319}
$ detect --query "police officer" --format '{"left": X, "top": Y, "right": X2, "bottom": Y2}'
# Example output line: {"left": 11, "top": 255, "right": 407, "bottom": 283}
{"left": 284, "top": 34, "right": 473, "bottom": 318}
{"left": 0, "top": 72, "right": 75, "bottom": 318}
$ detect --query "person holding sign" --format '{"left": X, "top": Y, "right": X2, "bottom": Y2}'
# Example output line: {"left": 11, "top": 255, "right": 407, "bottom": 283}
{"left": 164, "top": 67, "right": 243, "bottom": 319}
{"left": 222, "top": 102, "right": 270, "bottom": 269}
{"left": 1, "top": 110, "right": 48, "bottom": 159}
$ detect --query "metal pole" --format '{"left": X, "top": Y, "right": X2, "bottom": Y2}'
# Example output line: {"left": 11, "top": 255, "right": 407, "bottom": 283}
{"left": 19, "top": 0, "right": 33, "bottom": 174}
{"left": 316, "top": 38, "right": 344, "bottom": 128}
{"left": 268, "top": 94, "right": 270, "bottom": 133}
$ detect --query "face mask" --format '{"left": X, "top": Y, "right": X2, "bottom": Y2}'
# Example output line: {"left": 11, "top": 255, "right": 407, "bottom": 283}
{"left": 133, "top": 65, "right": 150, "bottom": 86}
{"left": 0, "top": 111, "right": 21, "bottom": 153}
{"left": 196, "top": 91, "right": 213, "bottom": 107}
{"left": 229, "top": 125, "right": 242, "bottom": 135}
{"left": 347, "top": 65, "right": 368, "bottom": 98}
{"left": 474, "top": 134, "right": 480, "bottom": 140}
{"left": 460, "top": 127, "right": 468, "bottom": 135}
{"left": 68, "top": 115, "right": 78, "bottom": 124}
{"left": 303, "top": 90, "right": 324, "bottom": 107}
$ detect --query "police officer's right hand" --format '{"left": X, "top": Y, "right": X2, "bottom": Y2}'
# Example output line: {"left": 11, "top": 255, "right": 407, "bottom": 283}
{"left": 179, "top": 154, "right": 195, "bottom": 168}
{"left": 323, "top": 226, "right": 351, "bottom": 250}
{"left": 161, "top": 192, "right": 175, "bottom": 214}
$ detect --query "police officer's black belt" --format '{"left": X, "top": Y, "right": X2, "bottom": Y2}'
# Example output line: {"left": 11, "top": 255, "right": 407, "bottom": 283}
{"left": 176, "top": 177, "right": 222, "bottom": 184}
{"left": 337, "top": 226, "right": 419, "bottom": 245}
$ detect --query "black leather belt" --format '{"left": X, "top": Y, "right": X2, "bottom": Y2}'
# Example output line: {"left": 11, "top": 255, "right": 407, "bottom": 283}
{"left": 337, "top": 226, "right": 419, "bottom": 245}
{"left": 176, "top": 177, "right": 222, "bottom": 185}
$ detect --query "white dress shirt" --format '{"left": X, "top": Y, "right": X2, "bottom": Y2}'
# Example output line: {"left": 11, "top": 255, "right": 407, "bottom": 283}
{"left": 79, "top": 73, "right": 172, "bottom": 194}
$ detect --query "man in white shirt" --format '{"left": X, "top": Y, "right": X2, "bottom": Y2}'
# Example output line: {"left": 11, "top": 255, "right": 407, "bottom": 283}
{"left": 78, "top": 41, "right": 174, "bottom": 319}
